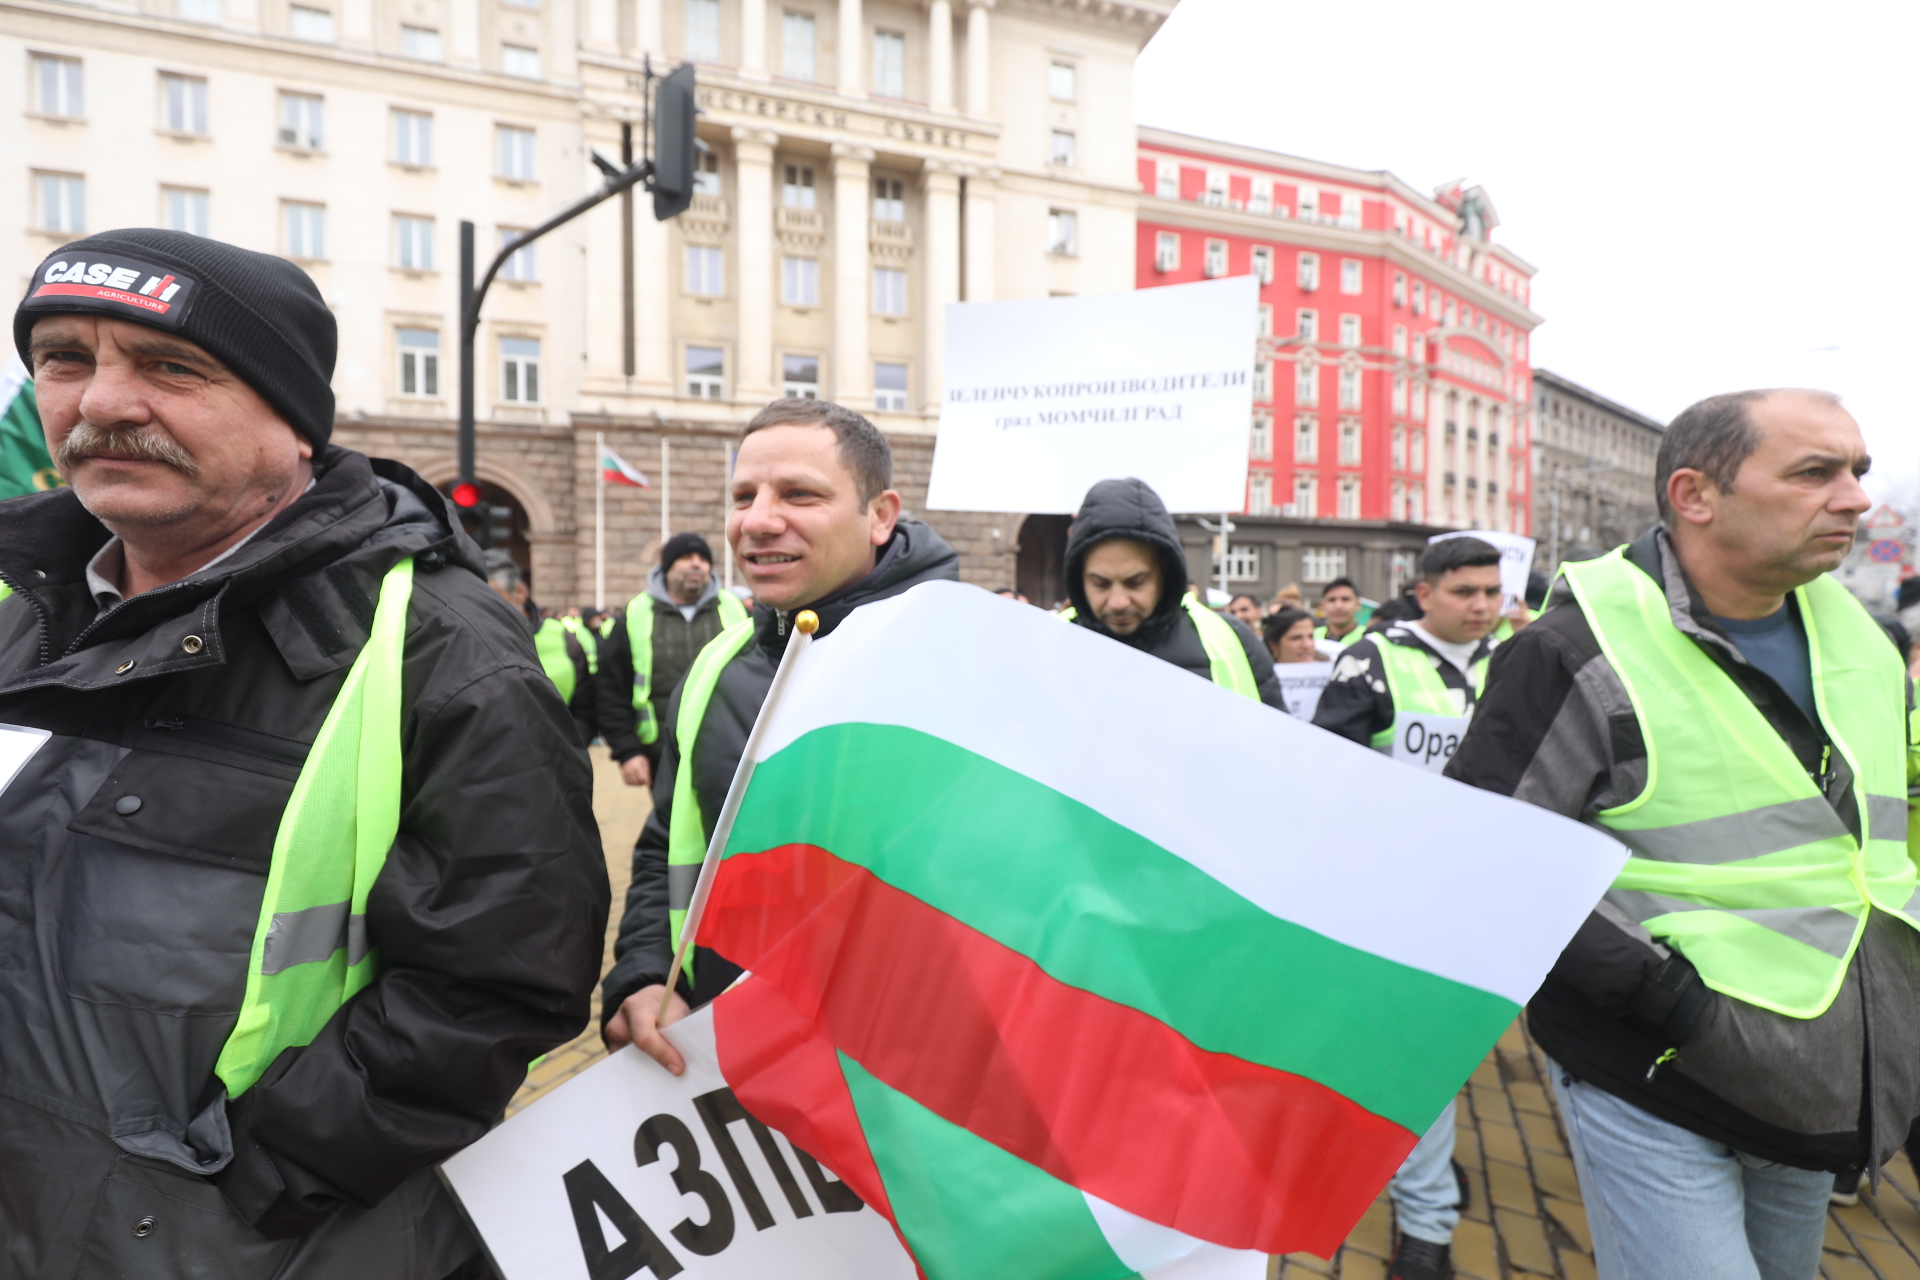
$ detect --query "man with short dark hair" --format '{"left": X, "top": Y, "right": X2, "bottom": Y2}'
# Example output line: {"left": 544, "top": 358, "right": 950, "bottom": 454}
{"left": 0, "top": 229, "right": 605, "bottom": 1276}
{"left": 1315, "top": 576, "right": 1366, "bottom": 649}
{"left": 595, "top": 530, "right": 747, "bottom": 787}
{"left": 1449, "top": 388, "right": 1920, "bottom": 1279}
{"left": 1226, "top": 592, "right": 1263, "bottom": 630}
{"left": 602, "top": 398, "right": 959, "bottom": 1072}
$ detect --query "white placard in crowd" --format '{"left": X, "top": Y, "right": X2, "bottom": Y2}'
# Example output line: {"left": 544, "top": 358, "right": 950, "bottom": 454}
{"left": 1389, "top": 712, "right": 1471, "bottom": 774}
{"left": 441, "top": 1009, "right": 916, "bottom": 1280}
{"left": 1274, "top": 662, "right": 1334, "bottom": 723}
{"left": 1428, "top": 529, "right": 1536, "bottom": 605}
{"left": 926, "top": 276, "right": 1258, "bottom": 514}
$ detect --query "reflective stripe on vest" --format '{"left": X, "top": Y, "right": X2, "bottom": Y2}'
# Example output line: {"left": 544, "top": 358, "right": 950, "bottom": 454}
{"left": 561, "top": 615, "right": 599, "bottom": 675}
{"left": 628, "top": 591, "right": 749, "bottom": 746}
{"left": 214, "top": 558, "right": 414, "bottom": 1096}
{"left": 1563, "top": 548, "right": 1916, "bottom": 1019}
{"left": 1367, "top": 635, "right": 1488, "bottom": 752}
{"left": 533, "top": 618, "right": 576, "bottom": 703}
{"left": 666, "top": 617, "right": 758, "bottom": 985}
{"left": 1315, "top": 624, "right": 1365, "bottom": 649}
{"left": 1054, "top": 601, "right": 1259, "bottom": 700}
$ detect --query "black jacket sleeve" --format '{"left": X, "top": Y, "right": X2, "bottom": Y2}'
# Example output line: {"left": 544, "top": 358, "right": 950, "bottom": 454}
{"left": 215, "top": 570, "right": 609, "bottom": 1237}
{"left": 595, "top": 613, "right": 646, "bottom": 762}
{"left": 600, "top": 681, "right": 683, "bottom": 1021}
{"left": 1311, "top": 639, "right": 1394, "bottom": 745}
{"left": 1225, "top": 615, "right": 1288, "bottom": 713}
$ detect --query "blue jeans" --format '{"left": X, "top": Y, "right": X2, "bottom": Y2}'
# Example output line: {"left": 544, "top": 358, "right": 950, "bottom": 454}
{"left": 1390, "top": 1099, "right": 1459, "bottom": 1245}
{"left": 1546, "top": 1057, "right": 1830, "bottom": 1280}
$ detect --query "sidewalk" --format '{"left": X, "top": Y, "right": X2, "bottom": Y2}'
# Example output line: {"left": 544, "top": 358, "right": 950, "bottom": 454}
{"left": 528, "top": 748, "right": 1920, "bottom": 1280}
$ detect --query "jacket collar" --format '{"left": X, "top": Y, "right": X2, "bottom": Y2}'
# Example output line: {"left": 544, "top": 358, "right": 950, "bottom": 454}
{"left": 1625, "top": 525, "right": 1752, "bottom": 667}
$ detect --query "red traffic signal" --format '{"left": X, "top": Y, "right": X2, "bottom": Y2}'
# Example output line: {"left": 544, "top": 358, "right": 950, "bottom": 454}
{"left": 450, "top": 481, "right": 481, "bottom": 509}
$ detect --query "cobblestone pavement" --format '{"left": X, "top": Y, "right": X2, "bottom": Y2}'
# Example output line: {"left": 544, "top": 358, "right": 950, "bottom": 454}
{"left": 519, "top": 750, "right": 1920, "bottom": 1280}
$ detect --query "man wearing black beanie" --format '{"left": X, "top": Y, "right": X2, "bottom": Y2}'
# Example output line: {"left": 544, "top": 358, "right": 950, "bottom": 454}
{"left": 0, "top": 229, "right": 607, "bottom": 1277}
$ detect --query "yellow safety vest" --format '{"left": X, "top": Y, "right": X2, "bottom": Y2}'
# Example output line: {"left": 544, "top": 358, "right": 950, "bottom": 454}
{"left": 532, "top": 618, "right": 576, "bottom": 702}
{"left": 1058, "top": 597, "right": 1260, "bottom": 700}
{"left": 1315, "top": 624, "right": 1366, "bottom": 649}
{"left": 1368, "top": 634, "right": 1489, "bottom": 753}
{"left": 627, "top": 590, "right": 749, "bottom": 745}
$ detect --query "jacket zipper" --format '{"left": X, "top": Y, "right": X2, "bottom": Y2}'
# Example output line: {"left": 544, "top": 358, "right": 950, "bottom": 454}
{"left": 0, "top": 567, "right": 53, "bottom": 669}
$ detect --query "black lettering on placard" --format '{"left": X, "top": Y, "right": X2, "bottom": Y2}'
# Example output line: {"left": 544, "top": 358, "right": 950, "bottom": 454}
{"left": 792, "top": 1147, "right": 865, "bottom": 1214}
{"left": 562, "top": 1159, "right": 684, "bottom": 1280}
{"left": 693, "top": 1087, "right": 813, "bottom": 1224}
{"left": 1401, "top": 721, "right": 1461, "bottom": 766}
{"left": 636, "top": 1113, "right": 736, "bottom": 1256}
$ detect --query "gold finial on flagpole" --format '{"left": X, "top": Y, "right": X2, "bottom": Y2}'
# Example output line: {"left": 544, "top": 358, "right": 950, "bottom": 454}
{"left": 795, "top": 610, "right": 819, "bottom": 635}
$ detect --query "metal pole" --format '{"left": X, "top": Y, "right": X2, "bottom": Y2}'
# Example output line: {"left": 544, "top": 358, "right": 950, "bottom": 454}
{"left": 595, "top": 430, "right": 607, "bottom": 610}
{"left": 723, "top": 447, "right": 735, "bottom": 592}
{"left": 621, "top": 123, "right": 636, "bottom": 379}
{"left": 661, "top": 437, "right": 670, "bottom": 542}
{"left": 458, "top": 221, "right": 476, "bottom": 487}
{"left": 1217, "top": 511, "right": 1230, "bottom": 600}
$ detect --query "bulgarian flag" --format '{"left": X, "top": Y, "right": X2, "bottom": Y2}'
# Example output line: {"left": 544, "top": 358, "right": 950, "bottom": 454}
{"left": 693, "top": 582, "right": 1624, "bottom": 1273}
{"left": 0, "top": 357, "right": 60, "bottom": 500}
{"left": 602, "top": 444, "right": 650, "bottom": 488}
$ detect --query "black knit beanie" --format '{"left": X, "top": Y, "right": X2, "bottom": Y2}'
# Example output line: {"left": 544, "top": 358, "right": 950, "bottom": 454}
{"left": 13, "top": 229, "right": 336, "bottom": 448}
{"left": 660, "top": 531, "right": 716, "bottom": 573}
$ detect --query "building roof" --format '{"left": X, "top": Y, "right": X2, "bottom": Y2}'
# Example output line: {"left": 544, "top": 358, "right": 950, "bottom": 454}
{"left": 1532, "top": 369, "right": 1666, "bottom": 433}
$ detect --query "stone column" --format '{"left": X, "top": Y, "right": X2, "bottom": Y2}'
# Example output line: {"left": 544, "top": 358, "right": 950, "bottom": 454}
{"left": 837, "top": 0, "right": 863, "bottom": 96}
{"left": 733, "top": 128, "right": 779, "bottom": 401}
{"left": 928, "top": 0, "right": 954, "bottom": 111}
{"left": 921, "top": 160, "right": 961, "bottom": 412}
{"left": 740, "top": 0, "right": 767, "bottom": 78}
{"left": 635, "top": 195, "right": 673, "bottom": 393}
{"left": 832, "top": 144, "right": 874, "bottom": 408}
{"left": 963, "top": 165, "right": 996, "bottom": 303}
{"left": 965, "top": 0, "right": 991, "bottom": 118}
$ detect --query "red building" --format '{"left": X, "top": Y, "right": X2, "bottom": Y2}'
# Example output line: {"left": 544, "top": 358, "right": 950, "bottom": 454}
{"left": 1136, "top": 128, "right": 1541, "bottom": 535}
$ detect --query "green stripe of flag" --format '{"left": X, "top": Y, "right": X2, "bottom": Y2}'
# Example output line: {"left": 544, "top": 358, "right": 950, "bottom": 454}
{"left": 838, "top": 1051, "right": 1139, "bottom": 1280}
{"left": 0, "top": 373, "right": 57, "bottom": 500}
{"left": 731, "top": 723, "right": 1515, "bottom": 1131}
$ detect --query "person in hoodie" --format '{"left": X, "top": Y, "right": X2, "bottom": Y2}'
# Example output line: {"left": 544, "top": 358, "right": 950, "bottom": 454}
{"left": 0, "top": 230, "right": 606, "bottom": 1278}
{"left": 595, "top": 531, "right": 747, "bottom": 786}
{"left": 1061, "top": 477, "right": 1286, "bottom": 711}
{"left": 603, "top": 397, "right": 960, "bottom": 1072}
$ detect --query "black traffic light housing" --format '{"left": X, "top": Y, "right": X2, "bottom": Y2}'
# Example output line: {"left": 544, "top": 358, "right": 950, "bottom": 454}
{"left": 652, "top": 63, "right": 699, "bottom": 221}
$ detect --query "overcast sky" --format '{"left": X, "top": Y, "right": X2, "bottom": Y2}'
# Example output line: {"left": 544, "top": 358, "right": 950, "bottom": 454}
{"left": 1135, "top": 0, "right": 1920, "bottom": 507}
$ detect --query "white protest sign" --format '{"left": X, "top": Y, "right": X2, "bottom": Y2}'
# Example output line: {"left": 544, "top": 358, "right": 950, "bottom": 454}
{"left": 1390, "top": 712, "right": 1470, "bottom": 774}
{"left": 0, "top": 724, "right": 50, "bottom": 796}
{"left": 441, "top": 1008, "right": 915, "bottom": 1280}
{"left": 926, "top": 276, "right": 1258, "bottom": 514}
{"left": 1428, "top": 530, "right": 1536, "bottom": 606}
{"left": 1274, "top": 662, "right": 1333, "bottom": 723}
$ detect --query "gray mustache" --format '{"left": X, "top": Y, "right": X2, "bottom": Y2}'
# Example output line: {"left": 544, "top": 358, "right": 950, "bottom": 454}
{"left": 56, "top": 422, "right": 201, "bottom": 480}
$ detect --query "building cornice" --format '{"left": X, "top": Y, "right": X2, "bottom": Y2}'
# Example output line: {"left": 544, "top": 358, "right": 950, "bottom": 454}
{"left": 1138, "top": 126, "right": 1458, "bottom": 226}
{"left": 1533, "top": 368, "right": 1666, "bottom": 432}
{"left": 997, "top": 0, "right": 1174, "bottom": 43}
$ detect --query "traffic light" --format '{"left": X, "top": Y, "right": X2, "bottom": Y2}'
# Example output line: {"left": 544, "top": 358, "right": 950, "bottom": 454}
{"left": 652, "top": 63, "right": 698, "bottom": 222}
{"left": 450, "top": 481, "right": 481, "bottom": 510}
{"left": 483, "top": 504, "right": 514, "bottom": 550}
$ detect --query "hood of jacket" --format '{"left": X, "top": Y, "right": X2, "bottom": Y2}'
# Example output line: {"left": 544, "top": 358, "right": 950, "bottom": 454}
{"left": 1063, "top": 477, "right": 1192, "bottom": 648}
{"left": 645, "top": 563, "right": 723, "bottom": 613}
{"left": 751, "top": 515, "right": 959, "bottom": 658}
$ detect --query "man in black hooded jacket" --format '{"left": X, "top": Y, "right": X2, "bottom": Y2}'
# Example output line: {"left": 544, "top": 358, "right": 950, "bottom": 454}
{"left": 1063, "top": 477, "right": 1286, "bottom": 712}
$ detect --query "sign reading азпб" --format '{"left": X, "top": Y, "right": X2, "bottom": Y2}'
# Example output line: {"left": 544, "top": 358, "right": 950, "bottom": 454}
{"left": 926, "top": 276, "right": 1258, "bottom": 514}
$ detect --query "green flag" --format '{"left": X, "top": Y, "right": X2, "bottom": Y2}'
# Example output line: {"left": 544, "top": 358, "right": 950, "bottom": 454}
{"left": 0, "top": 359, "right": 61, "bottom": 500}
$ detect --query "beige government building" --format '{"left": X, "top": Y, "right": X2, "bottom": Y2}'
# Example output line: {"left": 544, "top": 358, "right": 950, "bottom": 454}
{"left": 4, "top": 0, "right": 1172, "bottom": 603}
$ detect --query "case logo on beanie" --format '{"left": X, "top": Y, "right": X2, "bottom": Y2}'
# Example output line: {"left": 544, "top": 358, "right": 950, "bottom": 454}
{"left": 22, "top": 255, "right": 197, "bottom": 328}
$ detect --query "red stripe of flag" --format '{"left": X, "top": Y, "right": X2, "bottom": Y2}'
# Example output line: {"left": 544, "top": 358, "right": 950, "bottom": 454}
{"left": 704, "top": 844, "right": 1419, "bottom": 1257}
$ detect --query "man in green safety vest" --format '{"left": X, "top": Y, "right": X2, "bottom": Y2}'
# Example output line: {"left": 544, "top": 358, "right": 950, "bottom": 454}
{"left": 594, "top": 531, "right": 746, "bottom": 789}
{"left": 1309, "top": 535, "right": 1502, "bottom": 1280}
{"left": 1314, "top": 575, "right": 1367, "bottom": 651}
{"left": 601, "top": 398, "right": 959, "bottom": 1073}
{"left": 1059, "top": 477, "right": 1287, "bottom": 710}
{"left": 1450, "top": 389, "right": 1920, "bottom": 1278}
{"left": 485, "top": 551, "right": 597, "bottom": 744}
{"left": 0, "top": 230, "right": 607, "bottom": 1277}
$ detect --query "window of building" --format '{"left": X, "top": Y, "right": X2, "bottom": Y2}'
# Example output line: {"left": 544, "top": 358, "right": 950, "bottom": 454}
{"left": 1339, "top": 366, "right": 1360, "bottom": 409}
{"left": 1301, "top": 546, "right": 1346, "bottom": 581}
{"left": 501, "top": 45, "right": 540, "bottom": 77}
{"left": 1412, "top": 281, "right": 1425, "bottom": 316}
{"left": 501, "top": 0, "right": 539, "bottom": 10}
{"left": 1412, "top": 384, "right": 1426, "bottom": 420}
{"left": 1295, "top": 358, "right": 1318, "bottom": 407}
{"left": 1340, "top": 259, "right": 1362, "bottom": 295}
{"left": 1293, "top": 475, "right": 1318, "bottom": 518}
{"left": 1250, "top": 413, "right": 1272, "bottom": 461}
{"left": 1391, "top": 424, "right": 1406, "bottom": 471}
{"left": 1443, "top": 298, "right": 1457, "bottom": 326}
{"left": 1338, "top": 198, "right": 1362, "bottom": 230}
{"left": 33, "top": 55, "right": 83, "bottom": 118}
{"left": 1296, "top": 309, "right": 1317, "bottom": 342}
{"left": 1202, "top": 169, "right": 1226, "bottom": 208}
{"left": 1251, "top": 245, "right": 1273, "bottom": 285}
{"left": 1047, "top": 209, "right": 1077, "bottom": 256}
{"left": 496, "top": 125, "right": 535, "bottom": 179}
{"left": 685, "top": 244, "right": 723, "bottom": 295}
{"left": 397, "top": 327, "right": 438, "bottom": 396}
{"left": 1390, "top": 325, "right": 1406, "bottom": 357}
{"left": 283, "top": 200, "right": 325, "bottom": 259}
{"left": 161, "top": 185, "right": 208, "bottom": 236}
{"left": 1411, "top": 428, "right": 1425, "bottom": 473}
{"left": 686, "top": 0, "right": 720, "bottom": 59}
{"left": 1249, "top": 473, "right": 1273, "bottom": 516}
{"left": 1294, "top": 415, "right": 1318, "bottom": 462}
{"left": 159, "top": 73, "right": 207, "bottom": 133}
{"left": 1250, "top": 181, "right": 1271, "bottom": 215}
{"left": 781, "top": 353, "right": 818, "bottom": 399}
{"left": 1154, "top": 231, "right": 1178, "bottom": 273}
{"left": 1253, "top": 360, "right": 1269, "bottom": 400}
{"left": 693, "top": 148, "right": 721, "bottom": 195}
{"left": 1049, "top": 59, "right": 1076, "bottom": 101}
{"left": 290, "top": 6, "right": 334, "bottom": 40}
{"left": 873, "top": 266, "right": 907, "bottom": 315}
{"left": 499, "top": 336, "right": 540, "bottom": 403}
{"left": 872, "top": 176, "right": 903, "bottom": 221}
{"left": 402, "top": 24, "right": 442, "bottom": 58}
{"left": 872, "top": 30, "right": 905, "bottom": 97}
{"left": 1339, "top": 315, "right": 1360, "bottom": 347}
{"left": 1203, "top": 239, "right": 1227, "bottom": 278}
{"left": 1222, "top": 544, "right": 1260, "bottom": 582}
{"left": 781, "top": 11, "right": 815, "bottom": 79}
{"left": 392, "top": 109, "right": 432, "bottom": 165}
{"left": 1297, "top": 191, "right": 1316, "bottom": 221}
{"left": 782, "top": 164, "right": 815, "bottom": 208}
{"left": 498, "top": 227, "right": 536, "bottom": 281}
{"left": 393, "top": 215, "right": 433, "bottom": 270}
{"left": 874, "top": 361, "right": 908, "bottom": 411}
{"left": 1338, "top": 477, "right": 1360, "bottom": 519}
{"left": 686, "top": 346, "right": 724, "bottom": 398}
{"left": 1391, "top": 376, "right": 1407, "bottom": 417}
{"left": 1392, "top": 272, "right": 1406, "bottom": 308}
{"left": 1297, "top": 252, "right": 1318, "bottom": 291}
{"left": 177, "top": 0, "right": 222, "bottom": 23}
{"left": 1155, "top": 161, "right": 1177, "bottom": 198}
{"left": 1339, "top": 419, "right": 1361, "bottom": 464}
{"left": 781, "top": 256, "right": 819, "bottom": 307}
{"left": 1049, "top": 129, "right": 1076, "bottom": 166}
{"left": 279, "top": 91, "right": 324, "bottom": 149}
{"left": 1257, "top": 304, "right": 1272, "bottom": 336}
